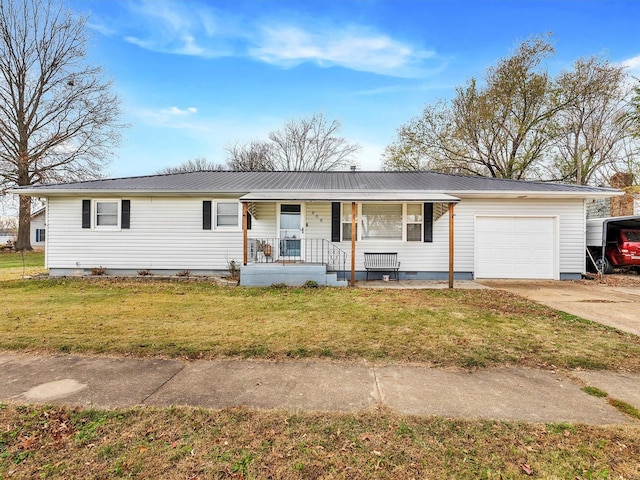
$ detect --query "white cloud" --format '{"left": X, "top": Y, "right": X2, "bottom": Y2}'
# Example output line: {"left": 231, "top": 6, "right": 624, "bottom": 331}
{"left": 622, "top": 54, "right": 640, "bottom": 78}
{"left": 161, "top": 106, "right": 198, "bottom": 116}
{"left": 250, "top": 25, "right": 435, "bottom": 78}
{"left": 99, "top": 0, "right": 439, "bottom": 78}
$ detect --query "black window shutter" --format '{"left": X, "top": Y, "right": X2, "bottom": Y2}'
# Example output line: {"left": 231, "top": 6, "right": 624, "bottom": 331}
{"left": 121, "top": 200, "right": 131, "bottom": 229}
{"left": 82, "top": 200, "right": 91, "bottom": 228}
{"left": 423, "top": 203, "right": 433, "bottom": 243}
{"left": 331, "top": 202, "right": 340, "bottom": 242}
{"left": 203, "top": 201, "right": 212, "bottom": 230}
{"left": 246, "top": 212, "right": 252, "bottom": 230}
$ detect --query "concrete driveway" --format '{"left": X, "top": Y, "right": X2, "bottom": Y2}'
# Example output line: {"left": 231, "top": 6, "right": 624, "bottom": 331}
{"left": 478, "top": 280, "right": 640, "bottom": 336}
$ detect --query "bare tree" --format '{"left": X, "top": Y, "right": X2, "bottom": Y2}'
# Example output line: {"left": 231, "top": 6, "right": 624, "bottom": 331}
{"left": 156, "top": 157, "right": 225, "bottom": 174}
{"left": 0, "top": 0, "right": 122, "bottom": 250}
{"left": 225, "top": 140, "right": 274, "bottom": 171}
{"left": 267, "top": 113, "right": 360, "bottom": 171}
{"left": 551, "top": 57, "right": 631, "bottom": 185}
{"left": 384, "top": 36, "right": 561, "bottom": 179}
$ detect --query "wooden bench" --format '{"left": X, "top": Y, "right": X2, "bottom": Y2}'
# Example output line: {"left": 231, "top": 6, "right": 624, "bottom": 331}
{"left": 363, "top": 252, "right": 400, "bottom": 281}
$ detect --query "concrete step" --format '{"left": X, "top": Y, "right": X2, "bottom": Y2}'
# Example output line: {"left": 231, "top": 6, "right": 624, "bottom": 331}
{"left": 240, "top": 263, "right": 348, "bottom": 287}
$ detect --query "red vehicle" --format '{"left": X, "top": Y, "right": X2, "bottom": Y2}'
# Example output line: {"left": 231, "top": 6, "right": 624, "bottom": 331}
{"left": 604, "top": 229, "right": 640, "bottom": 270}
{"left": 586, "top": 217, "right": 640, "bottom": 274}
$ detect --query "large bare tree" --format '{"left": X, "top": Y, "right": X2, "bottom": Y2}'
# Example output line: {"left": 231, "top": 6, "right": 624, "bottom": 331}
{"left": 383, "top": 36, "right": 635, "bottom": 185}
{"left": 0, "top": 0, "right": 122, "bottom": 250}
{"left": 227, "top": 113, "right": 360, "bottom": 171}
{"left": 384, "top": 36, "right": 561, "bottom": 179}
{"left": 225, "top": 140, "right": 274, "bottom": 171}
{"left": 551, "top": 57, "right": 631, "bottom": 185}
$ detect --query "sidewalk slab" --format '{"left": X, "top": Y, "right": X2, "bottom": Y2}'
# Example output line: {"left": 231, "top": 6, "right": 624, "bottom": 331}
{"left": 0, "top": 353, "right": 183, "bottom": 408}
{"left": 0, "top": 353, "right": 634, "bottom": 425}
{"left": 376, "top": 366, "right": 630, "bottom": 424}
{"left": 573, "top": 371, "right": 640, "bottom": 408}
{"left": 145, "top": 359, "right": 378, "bottom": 412}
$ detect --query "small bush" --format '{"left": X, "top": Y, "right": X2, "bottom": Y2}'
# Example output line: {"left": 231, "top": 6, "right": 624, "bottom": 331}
{"left": 91, "top": 266, "right": 106, "bottom": 276}
{"left": 137, "top": 269, "right": 151, "bottom": 276}
{"left": 227, "top": 260, "right": 240, "bottom": 279}
{"left": 270, "top": 282, "right": 287, "bottom": 289}
{"left": 176, "top": 270, "right": 190, "bottom": 277}
{"left": 303, "top": 280, "right": 319, "bottom": 288}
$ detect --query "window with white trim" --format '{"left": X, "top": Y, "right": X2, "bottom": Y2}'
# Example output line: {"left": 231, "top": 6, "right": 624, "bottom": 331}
{"left": 406, "top": 204, "right": 423, "bottom": 241}
{"left": 361, "top": 203, "right": 402, "bottom": 240}
{"left": 341, "top": 203, "right": 356, "bottom": 241}
{"left": 215, "top": 202, "right": 240, "bottom": 228}
{"left": 340, "top": 203, "right": 425, "bottom": 242}
{"left": 95, "top": 200, "right": 120, "bottom": 227}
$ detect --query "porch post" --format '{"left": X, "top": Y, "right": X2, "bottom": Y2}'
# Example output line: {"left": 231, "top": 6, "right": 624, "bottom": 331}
{"left": 242, "top": 202, "right": 248, "bottom": 266}
{"left": 448, "top": 202, "right": 455, "bottom": 288}
{"left": 350, "top": 201, "right": 356, "bottom": 287}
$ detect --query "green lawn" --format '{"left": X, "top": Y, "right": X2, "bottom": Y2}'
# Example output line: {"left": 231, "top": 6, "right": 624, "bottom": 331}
{"left": 1, "top": 278, "right": 640, "bottom": 371}
{"left": 2, "top": 278, "right": 640, "bottom": 478}
{"left": 0, "top": 251, "right": 45, "bottom": 280}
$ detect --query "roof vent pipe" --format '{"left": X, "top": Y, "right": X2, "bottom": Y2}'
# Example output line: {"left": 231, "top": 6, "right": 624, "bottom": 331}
{"left": 350, "top": 165, "right": 357, "bottom": 172}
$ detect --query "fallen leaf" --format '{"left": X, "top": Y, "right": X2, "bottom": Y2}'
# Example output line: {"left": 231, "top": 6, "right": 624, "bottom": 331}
{"left": 520, "top": 463, "right": 534, "bottom": 476}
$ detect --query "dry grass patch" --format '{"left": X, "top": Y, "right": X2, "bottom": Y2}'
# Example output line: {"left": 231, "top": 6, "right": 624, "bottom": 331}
{"left": 1, "top": 279, "right": 640, "bottom": 371}
{"left": 1, "top": 403, "right": 638, "bottom": 479}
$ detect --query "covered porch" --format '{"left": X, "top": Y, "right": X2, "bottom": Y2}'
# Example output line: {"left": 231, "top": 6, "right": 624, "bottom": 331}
{"left": 239, "top": 191, "right": 460, "bottom": 287}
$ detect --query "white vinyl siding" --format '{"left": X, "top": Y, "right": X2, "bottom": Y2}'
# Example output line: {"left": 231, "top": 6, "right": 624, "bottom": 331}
{"left": 45, "top": 196, "right": 585, "bottom": 278}
{"left": 46, "top": 197, "right": 243, "bottom": 271}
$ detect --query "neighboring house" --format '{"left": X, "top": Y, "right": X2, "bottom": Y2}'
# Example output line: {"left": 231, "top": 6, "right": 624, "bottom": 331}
{"left": 11, "top": 170, "right": 621, "bottom": 285}
{"left": 30, "top": 208, "right": 47, "bottom": 248}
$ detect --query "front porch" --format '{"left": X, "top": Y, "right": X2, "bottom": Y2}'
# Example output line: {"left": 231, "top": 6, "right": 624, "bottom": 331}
{"left": 239, "top": 195, "right": 459, "bottom": 287}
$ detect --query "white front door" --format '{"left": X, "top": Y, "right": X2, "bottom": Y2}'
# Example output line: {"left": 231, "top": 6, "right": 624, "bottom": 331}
{"left": 279, "top": 204, "right": 303, "bottom": 260}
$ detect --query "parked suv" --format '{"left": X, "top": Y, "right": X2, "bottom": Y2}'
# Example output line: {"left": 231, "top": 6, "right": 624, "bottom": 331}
{"left": 603, "top": 229, "right": 640, "bottom": 271}
{"left": 590, "top": 228, "right": 640, "bottom": 274}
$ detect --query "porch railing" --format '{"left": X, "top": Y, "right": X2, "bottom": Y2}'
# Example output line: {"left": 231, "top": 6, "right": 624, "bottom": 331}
{"left": 248, "top": 237, "right": 347, "bottom": 279}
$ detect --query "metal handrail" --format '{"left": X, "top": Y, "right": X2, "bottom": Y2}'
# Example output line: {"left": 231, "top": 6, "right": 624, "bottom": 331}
{"left": 247, "top": 237, "right": 347, "bottom": 280}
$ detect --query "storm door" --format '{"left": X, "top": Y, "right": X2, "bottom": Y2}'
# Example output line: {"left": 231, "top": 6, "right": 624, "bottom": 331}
{"left": 279, "top": 204, "right": 303, "bottom": 260}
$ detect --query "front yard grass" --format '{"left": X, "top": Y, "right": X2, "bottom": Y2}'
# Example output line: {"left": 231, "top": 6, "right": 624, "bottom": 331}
{"left": 1, "top": 403, "right": 638, "bottom": 479}
{"left": 2, "top": 278, "right": 640, "bottom": 371}
{"left": 0, "top": 251, "right": 46, "bottom": 280}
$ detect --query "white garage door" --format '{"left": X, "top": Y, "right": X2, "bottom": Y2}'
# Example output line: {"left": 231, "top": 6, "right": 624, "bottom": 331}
{"left": 475, "top": 216, "right": 556, "bottom": 279}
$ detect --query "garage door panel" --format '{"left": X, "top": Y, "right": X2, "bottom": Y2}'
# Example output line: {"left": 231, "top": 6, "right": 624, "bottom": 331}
{"left": 476, "top": 216, "right": 556, "bottom": 279}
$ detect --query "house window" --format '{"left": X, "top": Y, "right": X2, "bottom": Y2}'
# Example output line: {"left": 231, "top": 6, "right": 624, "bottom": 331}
{"left": 95, "top": 201, "right": 119, "bottom": 227}
{"left": 35, "top": 229, "right": 46, "bottom": 242}
{"left": 341, "top": 203, "right": 356, "bottom": 241}
{"left": 406, "top": 204, "right": 423, "bottom": 241}
{"left": 216, "top": 202, "right": 239, "bottom": 228}
{"left": 361, "top": 203, "right": 402, "bottom": 240}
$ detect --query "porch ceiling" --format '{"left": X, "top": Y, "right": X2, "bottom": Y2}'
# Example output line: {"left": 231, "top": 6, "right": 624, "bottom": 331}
{"left": 239, "top": 191, "right": 460, "bottom": 203}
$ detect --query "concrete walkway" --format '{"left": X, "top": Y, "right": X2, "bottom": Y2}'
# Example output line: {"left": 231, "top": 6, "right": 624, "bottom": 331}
{"left": 1, "top": 353, "right": 638, "bottom": 425}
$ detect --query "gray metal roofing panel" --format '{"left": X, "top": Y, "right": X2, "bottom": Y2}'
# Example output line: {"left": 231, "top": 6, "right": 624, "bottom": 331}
{"left": 13, "top": 170, "right": 619, "bottom": 195}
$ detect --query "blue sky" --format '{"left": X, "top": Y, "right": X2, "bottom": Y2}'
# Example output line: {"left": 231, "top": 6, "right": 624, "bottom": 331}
{"left": 68, "top": 0, "right": 640, "bottom": 177}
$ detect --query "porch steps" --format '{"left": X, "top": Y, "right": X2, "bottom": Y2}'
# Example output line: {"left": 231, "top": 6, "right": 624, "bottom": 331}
{"left": 240, "top": 263, "right": 348, "bottom": 287}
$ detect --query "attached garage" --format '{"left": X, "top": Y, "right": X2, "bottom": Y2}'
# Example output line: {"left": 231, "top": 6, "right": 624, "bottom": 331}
{"left": 475, "top": 216, "right": 558, "bottom": 279}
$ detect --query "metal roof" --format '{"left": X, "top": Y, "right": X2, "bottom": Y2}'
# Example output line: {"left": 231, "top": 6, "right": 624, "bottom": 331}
{"left": 10, "top": 170, "right": 621, "bottom": 198}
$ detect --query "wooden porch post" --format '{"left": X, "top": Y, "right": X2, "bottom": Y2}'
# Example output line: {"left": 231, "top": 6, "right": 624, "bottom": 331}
{"left": 448, "top": 202, "right": 455, "bottom": 288}
{"left": 350, "top": 201, "right": 356, "bottom": 287}
{"left": 242, "top": 202, "right": 248, "bottom": 266}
